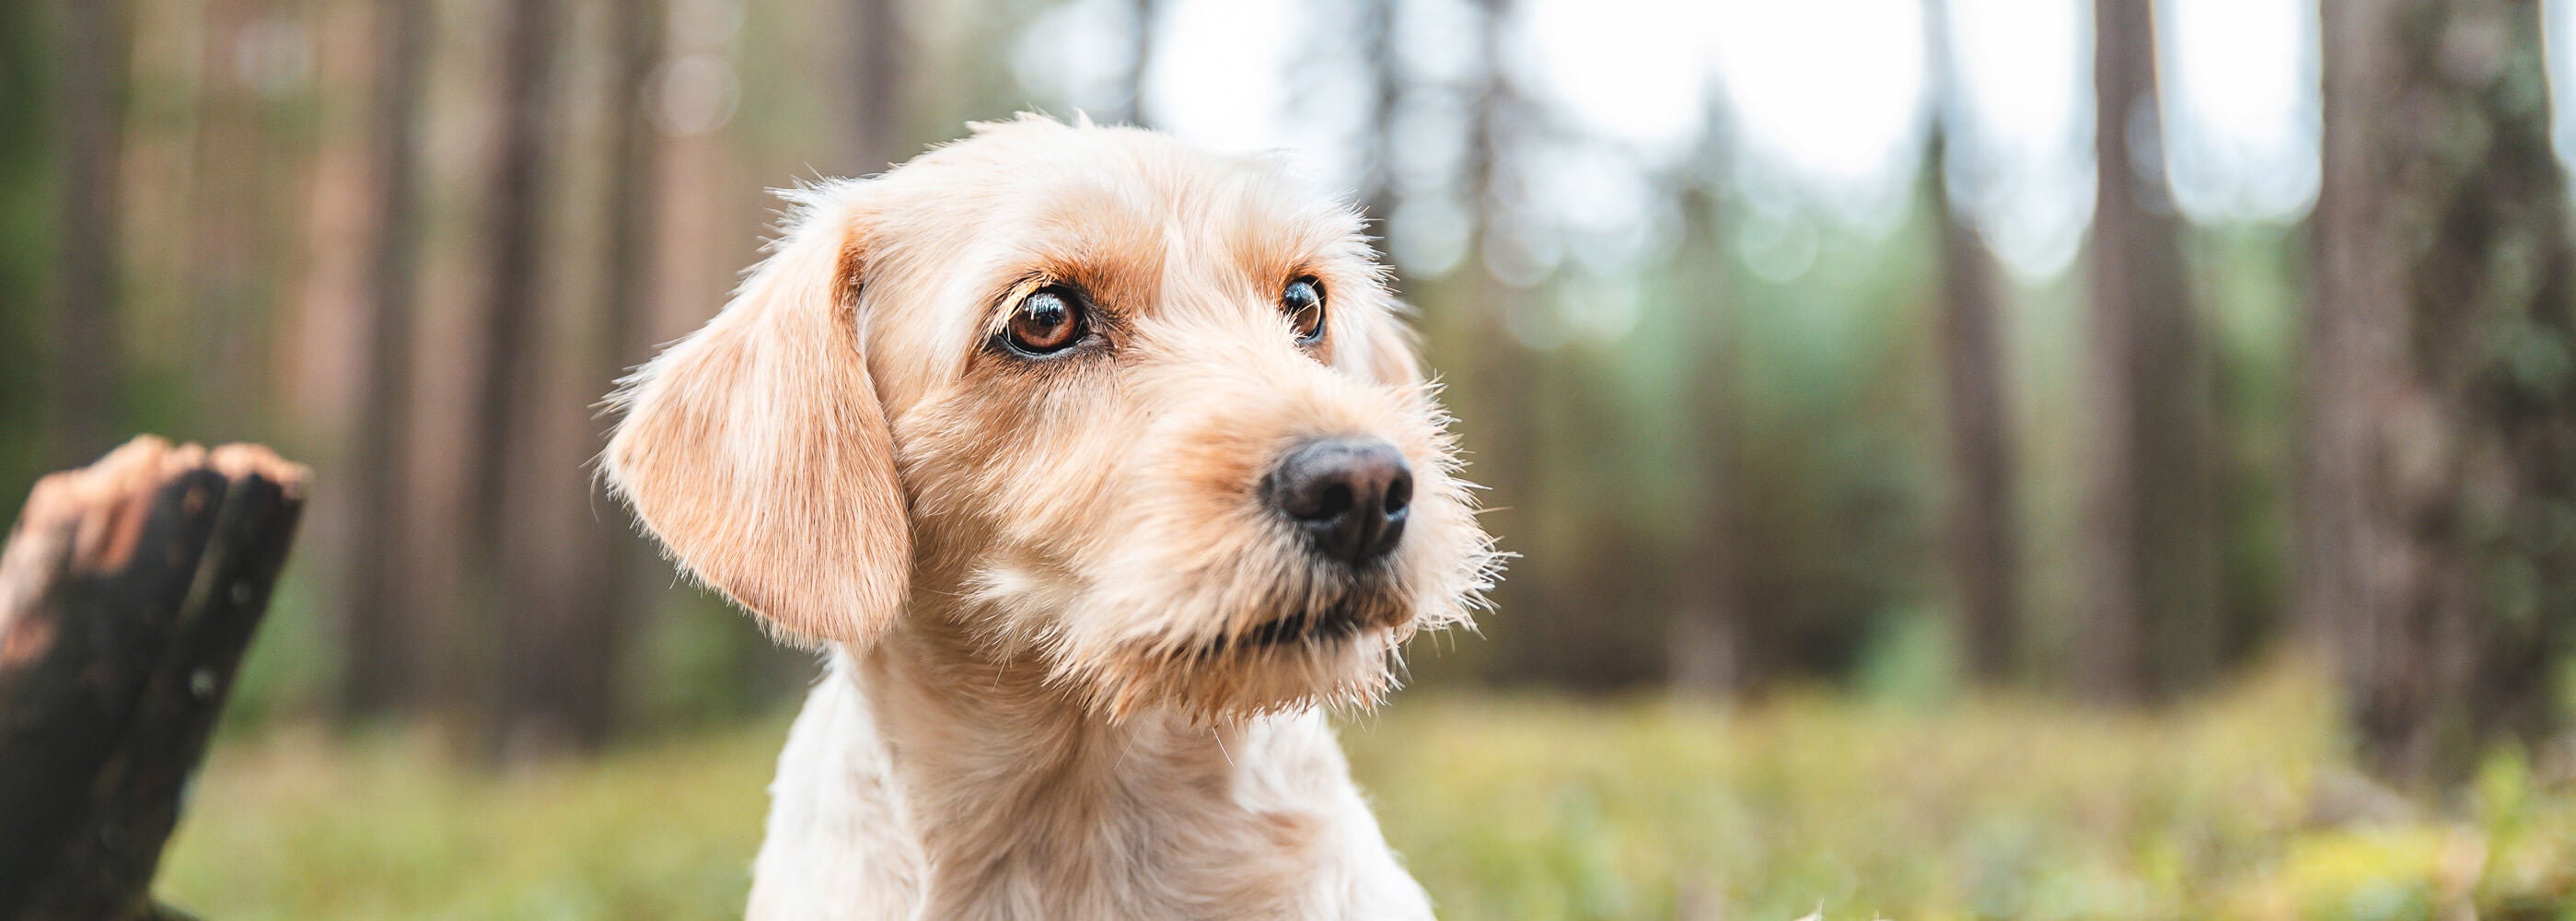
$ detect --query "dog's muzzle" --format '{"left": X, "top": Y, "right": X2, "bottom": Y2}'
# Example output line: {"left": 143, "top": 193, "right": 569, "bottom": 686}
{"left": 1264, "top": 437, "right": 1412, "bottom": 567}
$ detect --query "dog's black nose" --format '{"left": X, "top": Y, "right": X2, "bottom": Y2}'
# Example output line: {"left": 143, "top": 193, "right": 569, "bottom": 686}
{"left": 1267, "top": 437, "right": 1412, "bottom": 566}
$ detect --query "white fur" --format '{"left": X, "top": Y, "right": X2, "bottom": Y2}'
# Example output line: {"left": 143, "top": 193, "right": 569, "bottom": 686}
{"left": 747, "top": 647, "right": 1434, "bottom": 920}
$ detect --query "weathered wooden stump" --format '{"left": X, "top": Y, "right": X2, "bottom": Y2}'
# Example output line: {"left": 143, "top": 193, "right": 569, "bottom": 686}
{"left": 0, "top": 437, "right": 309, "bottom": 921}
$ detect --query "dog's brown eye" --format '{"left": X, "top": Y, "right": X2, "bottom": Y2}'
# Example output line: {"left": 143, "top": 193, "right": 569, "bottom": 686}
{"left": 1282, "top": 277, "right": 1325, "bottom": 344}
{"left": 1006, "top": 286, "right": 1085, "bottom": 356}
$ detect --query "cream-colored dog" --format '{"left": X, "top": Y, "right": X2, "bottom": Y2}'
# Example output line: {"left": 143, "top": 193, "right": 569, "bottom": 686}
{"left": 604, "top": 115, "right": 1496, "bottom": 920}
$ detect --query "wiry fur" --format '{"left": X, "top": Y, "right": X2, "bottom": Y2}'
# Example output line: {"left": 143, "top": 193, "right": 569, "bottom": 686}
{"left": 602, "top": 115, "right": 1499, "bottom": 919}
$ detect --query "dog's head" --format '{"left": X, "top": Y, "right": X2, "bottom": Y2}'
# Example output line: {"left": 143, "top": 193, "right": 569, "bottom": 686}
{"left": 605, "top": 115, "right": 1495, "bottom": 720}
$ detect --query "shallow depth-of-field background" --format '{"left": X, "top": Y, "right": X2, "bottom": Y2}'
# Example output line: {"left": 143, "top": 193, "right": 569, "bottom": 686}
{"left": 14, "top": 0, "right": 2576, "bottom": 915}
{"left": 160, "top": 665, "right": 2576, "bottom": 921}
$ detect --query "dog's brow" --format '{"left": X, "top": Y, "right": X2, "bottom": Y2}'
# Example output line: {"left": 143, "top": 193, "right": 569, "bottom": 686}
{"left": 979, "top": 274, "right": 1050, "bottom": 330}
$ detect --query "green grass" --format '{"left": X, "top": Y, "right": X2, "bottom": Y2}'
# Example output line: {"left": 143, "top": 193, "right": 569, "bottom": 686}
{"left": 158, "top": 668, "right": 2576, "bottom": 920}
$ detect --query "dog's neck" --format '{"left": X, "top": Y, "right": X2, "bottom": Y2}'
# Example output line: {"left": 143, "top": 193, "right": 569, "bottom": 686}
{"left": 857, "top": 619, "right": 1259, "bottom": 845}
{"left": 812, "top": 615, "right": 1403, "bottom": 918}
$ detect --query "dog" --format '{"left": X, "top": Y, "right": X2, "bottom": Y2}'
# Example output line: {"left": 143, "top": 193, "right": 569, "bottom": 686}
{"left": 602, "top": 114, "right": 1497, "bottom": 920}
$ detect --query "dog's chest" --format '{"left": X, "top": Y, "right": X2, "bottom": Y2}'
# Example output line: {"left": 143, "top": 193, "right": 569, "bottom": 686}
{"left": 743, "top": 660, "right": 1433, "bottom": 920}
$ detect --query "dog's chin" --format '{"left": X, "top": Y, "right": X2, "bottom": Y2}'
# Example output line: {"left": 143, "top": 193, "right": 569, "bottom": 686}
{"left": 1204, "top": 597, "right": 1387, "bottom": 655}
{"left": 1077, "top": 607, "right": 1414, "bottom": 724}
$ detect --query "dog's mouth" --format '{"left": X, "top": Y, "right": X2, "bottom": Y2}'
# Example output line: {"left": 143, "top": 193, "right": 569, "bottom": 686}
{"left": 1091, "top": 573, "right": 1440, "bottom": 718}
{"left": 1246, "top": 600, "right": 1368, "bottom": 647}
{"left": 1199, "top": 596, "right": 1391, "bottom": 658}
{"left": 1195, "top": 577, "right": 1421, "bottom": 655}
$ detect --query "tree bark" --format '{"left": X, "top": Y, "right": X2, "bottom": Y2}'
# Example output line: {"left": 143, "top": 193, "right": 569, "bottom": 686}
{"left": 1123, "top": 0, "right": 1155, "bottom": 127}
{"left": 343, "top": 0, "right": 429, "bottom": 721}
{"left": 845, "top": 0, "right": 905, "bottom": 169}
{"left": 2083, "top": 0, "right": 2216, "bottom": 704}
{"left": 2307, "top": 0, "right": 2576, "bottom": 787}
{"left": 468, "top": 0, "right": 555, "bottom": 554}
{"left": 48, "top": 0, "right": 129, "bottom": 470}
{"left": 1672, "top": 185, "right": 1743, "bottom": 697}
{"left": 180, "top": 0, "right": 273, "bottom": 436}
{"left": 1926, "top": 0, "right": 2019, "bottom": 684}
{"left": 0, "top": 437, "right": 308, "bottom": 920}
{"left": 543, "top": 0, "right": 668, "bottom": 751}
{"left": 1355, "top": 0, "right": 1400, "bottom": 226}
{"left": 477, "top": 0, "right": 574, "bottom": 755}
{"left": 1459, "top": 0, "right": 1548, "bottom": 683}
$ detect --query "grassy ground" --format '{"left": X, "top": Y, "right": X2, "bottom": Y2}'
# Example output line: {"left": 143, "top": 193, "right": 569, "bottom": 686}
{"left": 158, "top": 669, "right": 2576, "bottom": 920}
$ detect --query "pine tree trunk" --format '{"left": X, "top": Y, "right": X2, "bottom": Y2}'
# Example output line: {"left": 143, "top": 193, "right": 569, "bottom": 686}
{"left": 1926, "top": 0, "right": 2019, "bottom": 684}
{"left": 49, "top": 0, "right": 129, "bottom": 470}
{"left": 344, "top": 0, "right": 429, "bottom": 721}
{"left": 2307, "top": 0, "right": 2576, "bottom": 787}
{"left": 2083, "top": 0, "right": 2216, "bottom": 704}
{"left": 1356, "top": 0, "right": 1399, "bottom": 226}
{"left": 1124, "top": 0, "right": 1155, "bottom": 127}
{"left": 180, "top": 0, "right": 271, "bottom": 436}
{"left": 1673, "top": 187, "right": 1743, "bottom": 697}
{"left": 479, "top": 0, "right": 574, "bottom": 754}
{"left": 548, "top": 0, "right": 668, "bottom": 751}
{"left": 470, "top": 0, "right": 554, "bottom": 554}
{"left": 846, "top": 0, "right": 904, "bottom": 169}
{"left": 1460, "top": 0, "right": 1547, "bottom": 683}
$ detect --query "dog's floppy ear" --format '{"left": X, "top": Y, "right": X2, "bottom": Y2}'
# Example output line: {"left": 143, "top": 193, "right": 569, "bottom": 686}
{"left": 604, "top": 181, "right": 908, "bottom": 647}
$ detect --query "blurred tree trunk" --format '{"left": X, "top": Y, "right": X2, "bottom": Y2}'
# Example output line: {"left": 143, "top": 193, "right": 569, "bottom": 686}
{"left": 1672, "top": 184, "right": 1742, "bottom": 696}
{"left": 2306, "top": 0, "right": 2576, "bottom": 787}
{"left": 342, "top": 0, "right": 429, "bottom": 721}
{"left": 845, "top": 0, "right": 904, "bottom": 169}
{"left": 469, "top": 0, "right": 553, "bottom": 551}
{"left": 1926, "top": 0, "right": 2018, "bottom": 684}
{"left": 1461, "top": 0, "right": 1545, "bottom": 682}
{"left": 1122, "top": 0, "right": 1155, "bottom": 127}
{"left": 1357, "top": 0, "right": 1398, "bottom": 225}
{"left": 548, "top": 0, "right": 668, "bottom": 751}
{"left": 477, "top": 0, "right": 580, "bottom": 754}
{"left": 0, "top": 0, "right": 49, "bottom": 494}
{"left": 49, "top": 0, "right": 130, "bottom": 469}
{"left": 181, "top": 0, "right": 270, "bottom": 436}
{"left": 2082, "top": 0, "right": 2215, "bottom": 705}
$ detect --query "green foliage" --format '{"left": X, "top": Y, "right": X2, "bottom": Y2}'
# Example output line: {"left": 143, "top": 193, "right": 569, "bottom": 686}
{"left": 157, "top": 667, "right": 2576, "bottom": 920}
